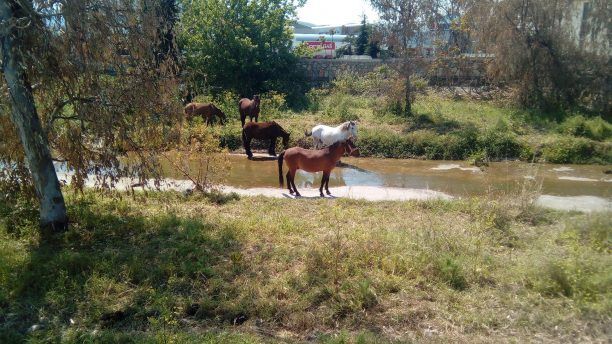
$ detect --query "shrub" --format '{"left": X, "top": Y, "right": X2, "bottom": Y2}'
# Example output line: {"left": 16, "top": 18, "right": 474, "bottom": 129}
{"left": 213, "top": 91, "right": 240, "bottom": 121}
{"left": 444, "top": 125, "right": 480, "bottom": 160}
{"left": 540, "top": 136, "right": 596, "bottom": 164}
{"left": 479, "top": 128, "right": 524, "bottom": 160}
{"left": 558, "top": 115, "right": 612, "bottom": 141}
{"left": 260, "top": 91, "right": 287, "bottom": 120}
{"left": 306, "top": 88, "right": 327, "bottom": 114}
{"left": 324, "top": 94, "right": 359, "bottom": 122}
{"left": 436, "top": 256, "right": 468, "bottom": 291}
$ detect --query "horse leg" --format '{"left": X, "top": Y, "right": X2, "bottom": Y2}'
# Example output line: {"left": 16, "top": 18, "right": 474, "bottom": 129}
{"left": 290, "top": 169, "right": 300, "bottom": 197}
{"left": 240, "top": 114, "right": 246, "bottom": 127}
{"left": 243, "top": 132, "right": 253, "bottom": 159}
{"left": 325, "top": 171, "right": 332, "bottom": 195}
{"left": 286, "top": 172, "right": 294, "bottom": 194}
{"left": 319, "top": 173, "right": 329, "bottom": 197}
{"left": 268, "top": 137, "right": 277, "bottom": 156}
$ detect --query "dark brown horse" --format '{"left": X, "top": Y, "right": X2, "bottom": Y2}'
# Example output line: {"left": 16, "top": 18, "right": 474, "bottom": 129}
{"left": 184, "top": 102, "right": 227, "bottom": 126}
{"left": 242, "top": 121, "right": 290, "bottom": 159}
{"left": 278, "top": 140, "right": 359, "bottom": 197}
{"left": 238, "top": 95, "right": 260, "bottom": 127}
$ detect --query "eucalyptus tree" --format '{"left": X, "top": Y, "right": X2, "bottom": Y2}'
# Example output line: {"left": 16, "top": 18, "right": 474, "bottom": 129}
{"left": 0, "top": 0, "right": 181, "bottom": 232}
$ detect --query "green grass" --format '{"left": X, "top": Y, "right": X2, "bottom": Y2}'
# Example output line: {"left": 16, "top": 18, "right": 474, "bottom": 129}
{"left": 1, "top": 191, "right": 610, "bottom": 342}
{"left": 200, "top": 90, "right": 611, "bottom": 164}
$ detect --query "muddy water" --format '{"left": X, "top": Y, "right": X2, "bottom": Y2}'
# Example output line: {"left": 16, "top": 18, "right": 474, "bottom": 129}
{"left": 56, "top": 153, "right": 611, "bottom": 210}
{"left": 200, "top": 155, "right": 611, "bottom": 199}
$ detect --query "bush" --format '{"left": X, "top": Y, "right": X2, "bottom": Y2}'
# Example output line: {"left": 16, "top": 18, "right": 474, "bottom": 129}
{"left": 479, "top": 128, "right": 524, "bottom": 160}
{"left": 259, "top": 91, "right": 287, "bottom": 120}
{"left": 216, "top": 125, "right": 242, "bottom": 151}
{"left": 436, "top": 256, "right": 468, "bottom": 291}
{"left": 324, "top": 94, "right": 359, "bottom": 122}
{"left": 306, "top": 88, "right": 327, "bottom": 114}
{"left": 540, "top": 136, "right": 597, "bottom": 164}
{"left": 558, "top": 115, "right": 612, "bottom": 141}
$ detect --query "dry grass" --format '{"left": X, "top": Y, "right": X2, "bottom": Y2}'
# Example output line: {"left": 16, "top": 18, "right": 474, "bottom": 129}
{"left": 0, "top": 190, "right": 610, "bottom": 343}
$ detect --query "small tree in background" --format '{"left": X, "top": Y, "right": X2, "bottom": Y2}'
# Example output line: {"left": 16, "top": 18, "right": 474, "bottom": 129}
{"left": 370, "top": 0, "right": 437, "bottom": 115}
{"left": 355, "top": 15, "right": 370, "bottom": 55}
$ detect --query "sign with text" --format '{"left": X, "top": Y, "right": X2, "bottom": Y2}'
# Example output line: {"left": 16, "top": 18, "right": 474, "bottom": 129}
{"left": 306, "top": 41, "right": 336, "bottom": 50}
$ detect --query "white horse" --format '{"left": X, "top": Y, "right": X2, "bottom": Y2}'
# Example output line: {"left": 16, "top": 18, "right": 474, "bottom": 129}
{"left": 305, "top": 121, "right": 358, "bottom": 149}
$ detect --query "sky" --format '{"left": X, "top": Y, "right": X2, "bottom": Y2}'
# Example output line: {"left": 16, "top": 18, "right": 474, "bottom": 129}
{"left": 296, "top": 0, "right": 379, "bottom": 26}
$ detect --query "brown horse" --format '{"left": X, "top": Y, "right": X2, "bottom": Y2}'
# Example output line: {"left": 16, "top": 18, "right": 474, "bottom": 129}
{"left": 184, "top": 102, "right": 227, "bottom": 126}
{"left": 242, "top": 121, "right": 290, "bottom": 159}
{"left": 238, "top": 95, "right": 260, "bottom": 127}
{"left": 278, "top": 140, "right": 359, "bottom": 197}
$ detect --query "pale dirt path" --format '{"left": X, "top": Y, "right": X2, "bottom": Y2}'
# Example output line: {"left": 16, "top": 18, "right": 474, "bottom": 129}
{"left": 56, "top": 171, "right": 453, "bottom": 202}
{"left": 56, "top": 172, "right": 611, "bottom": 212}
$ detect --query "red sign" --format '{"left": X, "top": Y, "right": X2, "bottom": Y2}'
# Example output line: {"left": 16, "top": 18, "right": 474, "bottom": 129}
{"left": 306, "top": 41, "right": 336, "bottom": 50}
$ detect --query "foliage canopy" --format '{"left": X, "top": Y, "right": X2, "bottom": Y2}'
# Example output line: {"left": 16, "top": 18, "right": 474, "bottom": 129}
{"left": 177, "top": 0, "right": 306, "bottom": 104}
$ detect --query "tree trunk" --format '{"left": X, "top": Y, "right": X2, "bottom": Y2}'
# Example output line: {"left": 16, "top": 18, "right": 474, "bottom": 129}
{"left": 0, "top": 0, "right": 68, "bottom": 232}
{"left": 404, "top": 60, "right": 412, "bottom": 116}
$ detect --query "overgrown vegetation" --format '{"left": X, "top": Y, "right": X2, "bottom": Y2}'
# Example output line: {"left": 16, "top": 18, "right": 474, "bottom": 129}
{"left": 177, "top": 0, "right": 306, "bottom": 105}
{"left": 200, "top": 68, "right": 610, "bottom": 164}
{"left": 0, "top": 190, "right": 609, "bottom": 342}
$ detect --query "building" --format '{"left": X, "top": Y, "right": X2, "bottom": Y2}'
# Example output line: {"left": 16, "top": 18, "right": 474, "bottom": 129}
{"left": 292, "top": 21, "right": 354, "bottom": 58}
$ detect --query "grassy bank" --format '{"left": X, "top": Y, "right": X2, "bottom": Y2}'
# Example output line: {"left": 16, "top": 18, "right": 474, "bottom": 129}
{"left": 1, "top": 190, "right": 610, "bottom": 342}
{"left": 195, "top": 75, "right": 611, "bottom": 165}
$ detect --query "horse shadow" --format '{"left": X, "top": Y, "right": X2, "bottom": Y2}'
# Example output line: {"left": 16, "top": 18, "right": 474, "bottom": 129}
{"left": 337, "top": 161, "right": 371, "bottom": 173}
{"left": 248, "top": 155, "right": 277, "bottom": 162}
{"left": 282, "top": 193, "right": 339, "bottom": 200}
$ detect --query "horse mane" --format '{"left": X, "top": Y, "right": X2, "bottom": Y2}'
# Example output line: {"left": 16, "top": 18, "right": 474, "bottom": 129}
{"left": 340, "top": 122, "right": 351, "bottom": 131}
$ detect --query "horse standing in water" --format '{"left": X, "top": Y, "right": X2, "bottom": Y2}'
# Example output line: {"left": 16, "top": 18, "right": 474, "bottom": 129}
{"left": 238, "top": 95, "right": 260, "bottom": 127}
{"left": 242, "top": 121, "right": 290, "bottom": 159}
{"left": 184, "top": 102, "right": 227, "bottom": 126}
{"left": 278, "top": 139, "right": 359, "bottom": 197}
{"left": 305, "top": 121, "right": 358, "bottom": 149}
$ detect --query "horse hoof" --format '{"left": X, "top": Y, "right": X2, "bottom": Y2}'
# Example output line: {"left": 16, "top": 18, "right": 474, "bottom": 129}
{"left": 320, "top": 193, "right": 325, "bottom": 197}
{"left": 326, "top": 191, "right": 332, "bottom": 196}
{"left": 247, "top": 156, "right": 253, "bottom": 160}
{"left": 295, "top": 193, "right": 301, "bottom": 197}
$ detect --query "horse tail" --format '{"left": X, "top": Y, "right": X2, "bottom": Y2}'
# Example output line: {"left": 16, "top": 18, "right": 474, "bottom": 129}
{"left": 242, "top": 129, "right": 248, "bottom": 150}
{"left": 278, "top": 151, "right": 285, "bottom": 188}
{"left": 304, "top": 129, "right": 312, "bottom": 137}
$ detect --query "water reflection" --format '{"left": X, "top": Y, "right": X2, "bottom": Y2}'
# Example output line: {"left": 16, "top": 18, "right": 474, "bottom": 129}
{"left": 50, "top": 154, "right": 611, "bottom": 200}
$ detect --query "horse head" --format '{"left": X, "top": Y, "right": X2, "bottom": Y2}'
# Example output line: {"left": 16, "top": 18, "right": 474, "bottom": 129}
{"left": 345, "top": 138, "right": 360, "bottom": 157}
{"left": 253, "top": 94, "right": 260, "bottom": 106}
{"left": 183, "top": 103, "right": 195, "bottom": 120}
{"left": 216, "top": 108, "right": 227, "bottom": 124}
{"left": 348, "top": 120, "right": 358, "bottom": 139}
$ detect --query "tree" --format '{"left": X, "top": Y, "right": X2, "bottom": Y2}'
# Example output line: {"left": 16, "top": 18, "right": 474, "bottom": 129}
{"left": 370, "top": 0, "right": 437, "bottom": 115}
{"left": 465, "top": 0, "right": 610, "bottom": 112}
{"left": 0, "top": 0, "right": 182, "bottom": 232}
{"left": 177, "top": 0, "right": 305, "bottom": 102}
{"left": 0, "top": 0, "right": 67, "bottom": 231}
{"left": 355, "top": 15, "right": 369, "bottom": 55}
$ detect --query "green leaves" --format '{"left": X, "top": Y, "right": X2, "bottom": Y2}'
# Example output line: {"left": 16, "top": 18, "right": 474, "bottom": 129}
{"left": 177, "top": 0, "right": 303, "bottom": 100}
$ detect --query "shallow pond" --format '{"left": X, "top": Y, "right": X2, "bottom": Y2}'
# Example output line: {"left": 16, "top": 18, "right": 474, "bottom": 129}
{"left": 56, "top": 153, "right": 612, "bottom": 211}
{"left": 170, "top": 154, "right": 610, "bottom": 198}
